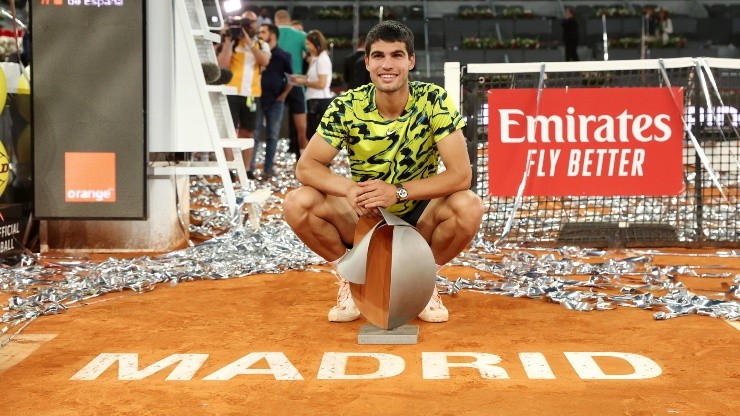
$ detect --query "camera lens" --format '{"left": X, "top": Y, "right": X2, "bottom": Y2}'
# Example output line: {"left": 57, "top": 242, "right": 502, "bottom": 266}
{"left": 229, "top": 26, "right": 242, "bottom": 38}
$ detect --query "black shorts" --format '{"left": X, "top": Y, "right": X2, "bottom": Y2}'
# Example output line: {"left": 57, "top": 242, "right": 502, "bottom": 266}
{"left": 285, "top": 86, "right": 306, "bottom": 115}
{"left": 400, "top": 200, "right": 430, "bottom": 227}
{"left": 227, "top": 95, "right": 260, "bottom": 131}
{"left": 344, "top": 200, "right": 430, "bottom": 249}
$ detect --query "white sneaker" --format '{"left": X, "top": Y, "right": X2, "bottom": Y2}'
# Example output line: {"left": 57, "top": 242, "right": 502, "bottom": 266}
{"left": 328, "top": 279, "right": 361, "bottom": 322}
{"left": 418, "top": 288, "right": 449, "bottom": 322}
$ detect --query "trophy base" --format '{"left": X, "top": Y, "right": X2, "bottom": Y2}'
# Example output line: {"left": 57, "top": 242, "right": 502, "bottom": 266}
{"left": 357, "top": 324, "right": 419, "bottom": 345}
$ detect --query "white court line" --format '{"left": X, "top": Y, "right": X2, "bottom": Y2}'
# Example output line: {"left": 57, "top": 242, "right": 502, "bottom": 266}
{"left": 0, "top": 334, "right": 57, "bottom": 372}
{"left": 726, "top": 320, "right": 740, "bottom": 331}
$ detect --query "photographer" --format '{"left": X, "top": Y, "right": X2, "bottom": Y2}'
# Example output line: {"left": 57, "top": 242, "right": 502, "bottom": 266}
{"left": 216, "top": 11, "right": 271, "bottom": 178}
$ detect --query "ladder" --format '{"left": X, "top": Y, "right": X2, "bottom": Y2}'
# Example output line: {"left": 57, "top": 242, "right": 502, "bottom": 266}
{"left": 149, "top": 0, "right": 259, "bottom": 215}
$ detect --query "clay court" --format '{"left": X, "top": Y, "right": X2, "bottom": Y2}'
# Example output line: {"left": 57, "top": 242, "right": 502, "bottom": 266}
{"left": 1, "top": 243, "right": 738, "bottom": 416}
{"left": 3, "top": 2, "right": 739, "bottom": 415}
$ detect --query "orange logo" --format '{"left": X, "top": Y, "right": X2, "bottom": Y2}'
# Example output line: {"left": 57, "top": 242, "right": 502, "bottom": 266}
{"left": 65, "top": 152, "right": 116, "bottom": 203}
{"left": 40, "top": 0, "right": 64, "bottom": 5}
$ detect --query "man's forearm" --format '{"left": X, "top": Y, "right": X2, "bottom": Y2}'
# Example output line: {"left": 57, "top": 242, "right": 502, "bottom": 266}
{"left": 296, "top": 160, "right": 355, "bottom": 198}
{"left": 402, "top": 168, "right": 472, "bottom": 201}
{"left": 252, "top": 44, "right": 270, "bottom": 66}
{"left": 279, "top": 84, "right": 293, "bottom": 99}
{"left": 216, "top": 49, "right": 231, "bottom": 68}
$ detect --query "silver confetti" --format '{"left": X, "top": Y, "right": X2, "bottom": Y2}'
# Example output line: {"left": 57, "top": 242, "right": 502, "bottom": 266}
{"left": 437, "top": 247, "right": 739, "bottom": 321}
{"left": 1, "top": 141, "right": 739, "bottom": 349}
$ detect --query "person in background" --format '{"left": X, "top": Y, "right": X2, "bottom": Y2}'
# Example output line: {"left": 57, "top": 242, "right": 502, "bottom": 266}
{"left": 274, "top": 10, "right": 309, "bottom": 159}
{"left": 290, "top": 20, "right": 304, "bottom": 31}
{"left": 21, "top": 30, "right": 30, "bottom": 66}
{"left": 562, "top": 7, "right": 579, "bottom": 62}
{"left": 290, "top": 20, "right": 309, "bottom": 74}
{"left": 283, "top": 21, "right": 484, "bottom": 323}
{"left": 251, "top": 23, "right": 293, "bottom": 178}
{"left": 656, "top": 9, "right": 673, "bottom": 44}
{"left": 217, "top": 10, "right": 271, "bottom": 179}
{"left": 290, "top": 29, "right": 333, "bottom": 142}
{"left": 256, "top": 6, "right": 272, "bottom": 27}
{"left": 343, "top": 35, "right": 371, "bottom": 89}
{"left": 643, "top": 6, "right": 658, "bottom": 42}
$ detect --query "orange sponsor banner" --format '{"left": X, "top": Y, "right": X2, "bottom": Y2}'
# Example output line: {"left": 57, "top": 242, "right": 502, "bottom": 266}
{"left": 487, "top": 87, "right": 684, "bottom": 197}
{"left": 64, "top": 152, "right": 116, "bottom": 202}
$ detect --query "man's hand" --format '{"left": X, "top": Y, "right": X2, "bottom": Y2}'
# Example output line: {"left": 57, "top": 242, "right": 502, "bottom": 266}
{"left": 354, "top": 180, "right": 398, "bottom": 213}
{"left": 347, "top": 183, "right": 376, "bottom": 218}
{"left": 242, "top": 29, "right": 253, "bottom": 48}
{"left": 221, "top": 33, "right": 233, "bottom": 48}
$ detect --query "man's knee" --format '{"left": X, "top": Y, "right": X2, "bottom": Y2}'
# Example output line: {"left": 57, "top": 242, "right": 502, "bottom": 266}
{"left": 283, "top": 187, "right": 317, "bottom": 226}
{"left": 449, "top": 190, "right": 484, "bottom": 229}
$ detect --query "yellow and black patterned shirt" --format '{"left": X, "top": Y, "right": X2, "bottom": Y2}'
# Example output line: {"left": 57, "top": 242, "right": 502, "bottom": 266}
{"left": 317, "top": 81, "right": 466, "bottom": 215}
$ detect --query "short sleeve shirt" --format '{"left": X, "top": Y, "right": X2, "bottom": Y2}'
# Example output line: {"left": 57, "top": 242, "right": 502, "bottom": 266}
{"left": 277, "top": 26, "right": 307, "bottom": 76}
{"left": 305, "top": 51, "right": 332, "bottom": 100}
{"left": 225, "top": 37, "right": 271, "bottom": 97}
{"left": 317, "top": 81, "right": 466, "bottom": 215}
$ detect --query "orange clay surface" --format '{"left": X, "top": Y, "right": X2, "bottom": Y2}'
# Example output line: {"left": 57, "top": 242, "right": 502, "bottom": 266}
{"left": 0, "top": 249, "right": 738, "bottom": 416}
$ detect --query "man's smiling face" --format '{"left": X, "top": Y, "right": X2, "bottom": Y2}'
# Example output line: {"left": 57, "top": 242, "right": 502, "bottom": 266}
{"left": 365, "top": 40, "right": 415, "bottom": 94}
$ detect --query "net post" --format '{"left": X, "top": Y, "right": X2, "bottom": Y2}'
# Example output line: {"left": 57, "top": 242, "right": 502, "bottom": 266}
{"left": 444, "top": 61, "right": 462, "bottom": 112}
{"left": 692, "top": 65, "right": 704, "bottom": 241}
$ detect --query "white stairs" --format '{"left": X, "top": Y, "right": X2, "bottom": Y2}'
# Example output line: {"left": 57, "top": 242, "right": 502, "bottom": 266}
{"left": 148, "top": 0, "right": 269, "bottom": 218}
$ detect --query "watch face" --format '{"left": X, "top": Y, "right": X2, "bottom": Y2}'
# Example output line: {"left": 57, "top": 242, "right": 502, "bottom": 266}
{"left": 397, "top": 187, "right": 408, "bottom": 200}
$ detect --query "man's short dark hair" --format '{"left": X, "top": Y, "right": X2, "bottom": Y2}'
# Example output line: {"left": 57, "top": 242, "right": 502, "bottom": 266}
{"left": 263, "top": 23, "right": 280, "bottom": 40}
{"left": 365, "top": 20, "right": 414, "bottom": 56}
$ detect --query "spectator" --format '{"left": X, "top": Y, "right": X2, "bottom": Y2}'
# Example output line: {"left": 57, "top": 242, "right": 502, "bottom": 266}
{"left": 643, "top": 6, "right": 658, "bottom": 42}
{"left": 656, "top": 9, "right": 673, "bottom": 44}
{"left": 290, "top": 29, "right": 333, "bottom": 142}
{"left": 217, "top": 11, "right": 271, "bottom": 178}
{"left": 251, "top": 23, "right": 293, "bottom": 178}
{"left": 343, "top": 35, "right": 371, "bottom": 89}
{"left": 256, "top": 6, "right": 272, "bottom": 27}
{"left": 562, "top": 7, "right": 579, "bottom": 61}
{"left": 275, "top": 10, "right": 309, "bottom": 158}
{"left": 21, "top": 30, "right": 30, "bottom": 66}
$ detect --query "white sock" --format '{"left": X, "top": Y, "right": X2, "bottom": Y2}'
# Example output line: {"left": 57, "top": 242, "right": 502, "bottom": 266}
{"left": 328, "top": 249, "right": 350, "bottom": 269}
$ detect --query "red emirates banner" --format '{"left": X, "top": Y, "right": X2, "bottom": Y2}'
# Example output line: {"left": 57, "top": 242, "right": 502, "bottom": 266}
{"left": 487, "top": 87, "right": 684, "bottom": 196}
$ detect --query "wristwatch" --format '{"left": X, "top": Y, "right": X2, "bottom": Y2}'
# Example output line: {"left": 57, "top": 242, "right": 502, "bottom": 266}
{"left": 395, "top": 183, "right": 408, "bottom": 202}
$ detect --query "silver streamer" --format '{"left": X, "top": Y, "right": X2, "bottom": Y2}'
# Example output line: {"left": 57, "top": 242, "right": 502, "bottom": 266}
{"left": 1, "top": 142, "right": 738, "bottom": 350}
{"left": 495, "top": 63, "right": 547, "bottom": 246}
{"left": 1, "top": 217, "right": 324, "bottom": 348}
{"left": 436, "top": 247, "right": 739, "bottom": 321}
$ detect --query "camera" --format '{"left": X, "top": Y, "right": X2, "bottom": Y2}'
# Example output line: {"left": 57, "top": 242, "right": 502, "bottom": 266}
{"left": 228, "top": 25, "right": 243, "bottom": 39}
{"left": 226, "top": 17, "right": 253, "bottom": 39}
